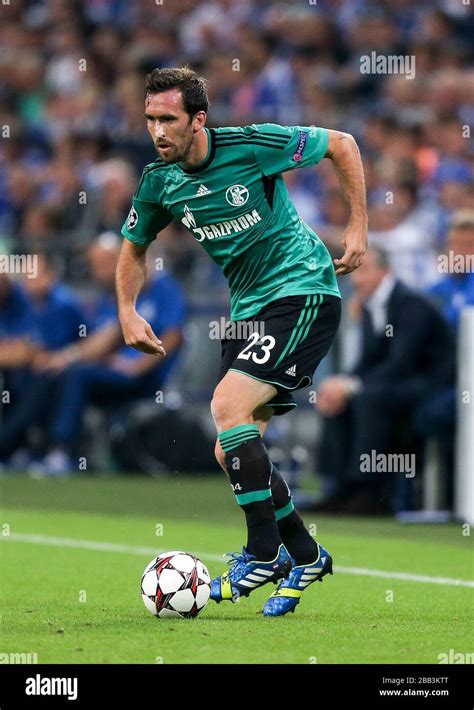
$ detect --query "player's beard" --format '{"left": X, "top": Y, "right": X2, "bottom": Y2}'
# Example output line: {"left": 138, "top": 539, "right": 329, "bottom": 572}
{"left": 155, "top": 133, "right": 194, "bottom": 164}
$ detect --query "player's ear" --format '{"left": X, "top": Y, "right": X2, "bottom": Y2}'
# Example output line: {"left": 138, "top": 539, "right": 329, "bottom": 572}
{"left": 192, "top": 110, "right": 206, "bottom": 132}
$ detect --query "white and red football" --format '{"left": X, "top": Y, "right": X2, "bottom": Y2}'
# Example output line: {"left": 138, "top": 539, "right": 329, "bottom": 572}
{"left": 141, "top": 551, "right": 211, "bottom": 619}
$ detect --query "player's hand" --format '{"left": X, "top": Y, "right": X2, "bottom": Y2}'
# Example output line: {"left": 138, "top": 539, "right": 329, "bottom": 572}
{"left": 333, "top": 226, "right": 367, "bottom": 275}
{"left": 120, "top": 311, "right": 166, "bottom": 356}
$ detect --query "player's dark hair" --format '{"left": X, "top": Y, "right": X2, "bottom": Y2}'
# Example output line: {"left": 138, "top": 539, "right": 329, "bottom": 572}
{"left": 145, "top": 67, "right": 209, "bottom": 116}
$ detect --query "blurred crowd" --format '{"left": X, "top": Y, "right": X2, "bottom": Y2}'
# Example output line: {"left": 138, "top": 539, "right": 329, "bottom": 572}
{"left": 0, "top": 236, "right": 185, "bottom": 474}
{"left": 0, "top": 0, "right": 473, "bottom": 503}
{"left": 0, "top": 0, "right": 472, "bottom": 282}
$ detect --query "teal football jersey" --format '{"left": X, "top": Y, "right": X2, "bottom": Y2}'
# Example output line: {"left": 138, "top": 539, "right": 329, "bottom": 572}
{"left": 122, "top": 124, "right": 341, "bottom": 320}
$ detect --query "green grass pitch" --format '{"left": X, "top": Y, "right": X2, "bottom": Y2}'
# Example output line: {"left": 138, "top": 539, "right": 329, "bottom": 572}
{"left": 1, "top": 475, "right": 472, "bottom": 664}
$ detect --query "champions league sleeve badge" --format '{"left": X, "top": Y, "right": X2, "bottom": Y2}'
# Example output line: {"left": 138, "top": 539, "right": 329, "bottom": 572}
{"left": 127, "top": 205, "right": 138, "bottom": 229}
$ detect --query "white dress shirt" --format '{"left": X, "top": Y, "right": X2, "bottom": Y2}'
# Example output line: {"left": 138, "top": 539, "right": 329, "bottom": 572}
{"left": 364, "top": 273, "right": 397, "bottom": 335}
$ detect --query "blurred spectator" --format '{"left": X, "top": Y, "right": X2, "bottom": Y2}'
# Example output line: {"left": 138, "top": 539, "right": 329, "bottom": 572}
{"left": 78, "top": 159, "right": 140, "bottom": 241}
{"left": 0, "top": 254, "right": 86, "bottom": 462}
{"left": 311, "top": 247, "right": 455, "bottom": 515}
{"left": 369, "top": 180, "right": 441, "bottom": 288}
{"left": 410, "top": 210, "right": 474, "bottom": 499}
{"left": 428, "top": 210, "right": 474, "bottom": 327}
{"left": 0, "top": 272, "right": 36, "bottom": 370}
{"left": 31, "top": 232, "right": 185, "bottom": 474}
{"left": 23, "top": 252, "right": 86, "bottom": 350}
{"left": 0, "top": 272, "right": 37, "bottom": 470}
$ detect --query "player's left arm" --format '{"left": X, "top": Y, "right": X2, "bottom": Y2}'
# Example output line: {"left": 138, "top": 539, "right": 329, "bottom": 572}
{"left": 324, "top": 130, "right": 368, "bottom": 275}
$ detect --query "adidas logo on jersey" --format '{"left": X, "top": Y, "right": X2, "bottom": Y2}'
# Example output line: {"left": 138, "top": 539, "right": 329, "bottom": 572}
{"left": 196, "top": 184, "right": 211, "bottom": 196}
{"left": 285, "top": 365, "right": 297, "bottom": 376}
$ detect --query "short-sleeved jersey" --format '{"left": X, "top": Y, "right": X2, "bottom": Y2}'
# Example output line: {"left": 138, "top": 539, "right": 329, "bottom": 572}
{"left": 122, "top": 123, "right": 340, "bottom": 320}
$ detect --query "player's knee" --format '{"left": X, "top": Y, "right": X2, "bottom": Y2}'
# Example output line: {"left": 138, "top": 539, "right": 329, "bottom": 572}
{"left": 210, "top": 392, "right": 224, "bottom": 425}
{"left": 214, "top": 440, "right": 227, "bottom": 472}
{"left": 210, "top": 394, "right": 232, "bottom": 429}
{"left": 210, "top": 391, "right": 247, "bottom": 431}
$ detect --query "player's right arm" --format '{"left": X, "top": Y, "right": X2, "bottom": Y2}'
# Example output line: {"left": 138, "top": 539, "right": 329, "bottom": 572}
{"left": 116, "top": 240, "right": 165, "bottom": 356}
{"left": 117, "top": 167, "right": 173, "bottom": 356}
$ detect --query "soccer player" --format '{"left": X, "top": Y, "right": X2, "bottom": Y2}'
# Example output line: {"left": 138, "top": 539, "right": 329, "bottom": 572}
{"left": 116, "top": 67, "right": 367, "bottom": 616}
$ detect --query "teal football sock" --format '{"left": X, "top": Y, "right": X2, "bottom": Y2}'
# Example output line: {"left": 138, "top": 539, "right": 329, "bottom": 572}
{"left": 219, "top": 424, "right": 282, "bottom": 561}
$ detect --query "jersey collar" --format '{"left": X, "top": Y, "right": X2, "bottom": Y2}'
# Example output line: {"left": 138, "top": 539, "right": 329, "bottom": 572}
{"left": 178, "top": 128, "right": 215, "bottom": 175}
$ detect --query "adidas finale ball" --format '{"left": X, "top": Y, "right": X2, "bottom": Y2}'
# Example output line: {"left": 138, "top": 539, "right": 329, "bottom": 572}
{"left": 141, "top": 551, "right": 211, "bottom": 618}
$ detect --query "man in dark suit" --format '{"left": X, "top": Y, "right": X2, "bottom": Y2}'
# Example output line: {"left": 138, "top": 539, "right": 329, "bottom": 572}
{"left": 312, "top": 247, "right": 455, "bottom": 514}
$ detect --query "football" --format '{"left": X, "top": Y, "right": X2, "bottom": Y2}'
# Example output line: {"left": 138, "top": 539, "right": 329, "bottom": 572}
{"left": 141, "top": 551, "right": 211, "bottom": 619}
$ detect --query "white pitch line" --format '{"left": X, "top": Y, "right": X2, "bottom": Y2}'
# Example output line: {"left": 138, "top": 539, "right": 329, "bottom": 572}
{"left": 3, "top": 532, "right": 474, "bottom": 589}
{"left": 331, "top": 565, "right": 474, "bottom": 588}
{"left": 3, "top": 532, "right": 211, "bottom": 561}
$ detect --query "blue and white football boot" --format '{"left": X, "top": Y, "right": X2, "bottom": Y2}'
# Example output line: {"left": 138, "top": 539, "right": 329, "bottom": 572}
{"left": 210, "top": 544, "right": 293, "bottom": 603}
{"left": 263, "top": 543, "right": 333, "bottom": 616}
